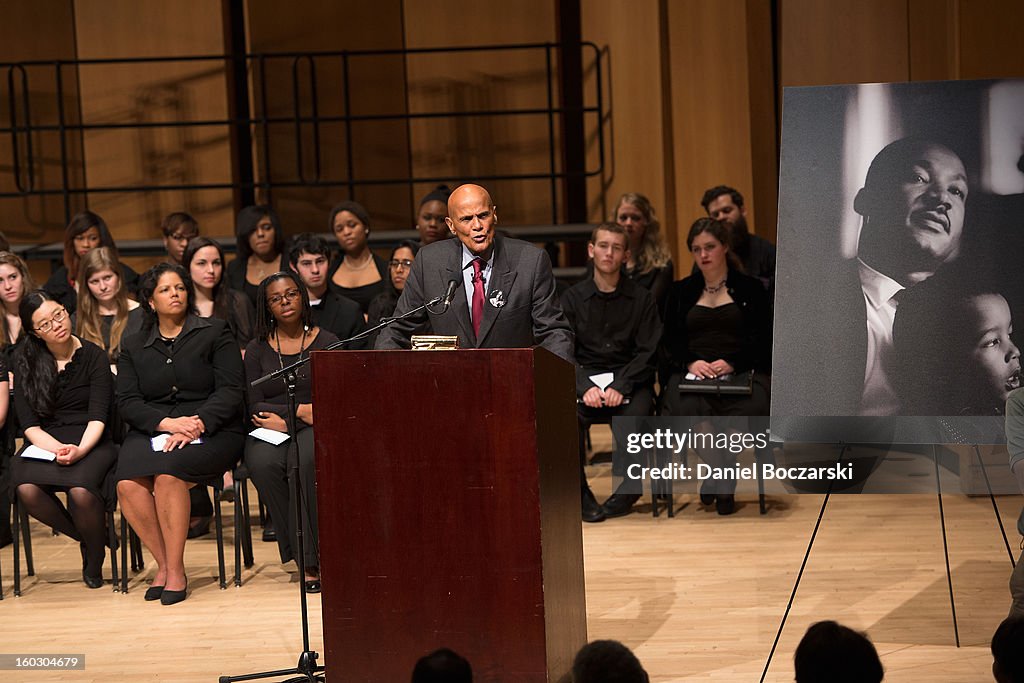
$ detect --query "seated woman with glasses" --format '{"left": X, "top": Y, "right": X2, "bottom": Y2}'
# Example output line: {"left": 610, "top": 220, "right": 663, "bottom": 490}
{"left": 327, "top": 201, "right": 388, "bottom": 317}
{"left": 244, "top": 271, "right": 338, "bottom": 593}
{"left": 160, "top": 212, "right": 199, "bottom": 267}
{"left": 115, "top": 263, "right": 245, "bottom": 605}
{"left": 73, "top": 247, "right": 145, "bottom": 369}
{"left": 367, "top": 240, "right": 419, "bottom": 343}
{"left": 11, "top": 291, "right": 117, "bottom": 589}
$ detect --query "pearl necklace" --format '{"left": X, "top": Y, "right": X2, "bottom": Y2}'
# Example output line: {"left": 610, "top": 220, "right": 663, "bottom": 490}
{"left": 341, "top": 253, "right": 374, "bottom": 271}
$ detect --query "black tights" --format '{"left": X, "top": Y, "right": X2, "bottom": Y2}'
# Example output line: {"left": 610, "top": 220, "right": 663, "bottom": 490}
{"left": 16, "top": 484, "right": 106, "bottom": 577}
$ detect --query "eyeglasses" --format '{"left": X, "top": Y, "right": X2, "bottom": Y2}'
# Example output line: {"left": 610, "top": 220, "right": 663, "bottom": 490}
{"left": 389, "top": 259, "right": 414, "bottom": 270}
{"left": 34, "top": 308, "right": 68, "bottom": 333}
{"left": 267, "top": 289, "right": 301, "bottom": 307}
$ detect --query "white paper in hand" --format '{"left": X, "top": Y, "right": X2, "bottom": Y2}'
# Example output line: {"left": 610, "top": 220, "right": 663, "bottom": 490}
{"left": 150, "top": 433, "right": 203, "bottom": 451}
{"left": 249, "top": 427, "right": 290, "bottom": 445}
{"left": 589, "top": 372, "right": 614, "bottom": 391}
{"left": 21, "top": 444, "right": 57, "bottom": 461}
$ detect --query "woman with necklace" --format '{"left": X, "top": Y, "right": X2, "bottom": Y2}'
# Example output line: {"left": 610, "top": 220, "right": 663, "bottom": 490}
{"left": 244, "top": 271, "right": 337, "bottom": 593}
{"left": 226, "top": 206, "right": 288, "bottom": 308}
{"left": 115, "top": 264, "right": 245, "bottom": 604}
{"left": 327, "top": 200, "right": 388, "bottom": 316}
{"left": 73, "top": 247, "right": 145, "bottom": 367}
{"left": 659, "top": 218, "right": 772, "bottom": 515}
{"left": 11, "top": 291, "right": 117, "bottom": 588}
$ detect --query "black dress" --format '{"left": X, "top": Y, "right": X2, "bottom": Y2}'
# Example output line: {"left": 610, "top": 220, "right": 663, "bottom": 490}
{"left": 115, "top": 315, "right": 245, "bottom": 483}
{"left": 71, "top": 305, "right": 146, "bottom": 360}
{"left": 660, "top": 269, "right": 772, "bottom": 417}
{"left": 9, "top": 340, "right": 117, "bottom": 502}
{"left": 327, "top": 252, "right": 388, "bottom": 314}
{"left": 226, "top": 254, "right": 288, "bottom": 309}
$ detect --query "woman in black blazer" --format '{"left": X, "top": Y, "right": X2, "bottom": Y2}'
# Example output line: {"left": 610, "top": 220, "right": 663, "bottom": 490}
{"left": 115, "top": 263, "right": 245, "bottom": 604}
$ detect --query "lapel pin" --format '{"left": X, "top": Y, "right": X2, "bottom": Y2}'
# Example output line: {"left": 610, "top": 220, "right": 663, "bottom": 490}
{"left": 489, "top": 290, "right": 505, "bottom": 308}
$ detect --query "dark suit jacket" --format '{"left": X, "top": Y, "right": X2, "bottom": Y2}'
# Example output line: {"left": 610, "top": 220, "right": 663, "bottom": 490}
{"left": 312, "top": 289, "right": 368, "bottom": 349}
{"left": 117, "top": 315, "right": 245, "bottom": 436}
{"left": 375, "top": 236, "right": 574, "bottom": 362}
{"left": 772, "top": 258, "right": 867, "bottom": 418}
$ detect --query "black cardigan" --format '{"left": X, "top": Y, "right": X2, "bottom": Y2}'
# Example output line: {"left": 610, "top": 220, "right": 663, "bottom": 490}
{"left": 660, "top": 268, "right": 772, "bottom": 376}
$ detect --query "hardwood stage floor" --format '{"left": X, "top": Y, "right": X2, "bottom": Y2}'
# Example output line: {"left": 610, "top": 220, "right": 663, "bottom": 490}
{"left": 0, "top": 435, "right": 1018, "bottom": 682}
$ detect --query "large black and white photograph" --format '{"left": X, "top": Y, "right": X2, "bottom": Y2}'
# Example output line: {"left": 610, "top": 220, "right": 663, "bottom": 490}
{"left": 772, "top": 78, "right": 1024, "bottom": 443}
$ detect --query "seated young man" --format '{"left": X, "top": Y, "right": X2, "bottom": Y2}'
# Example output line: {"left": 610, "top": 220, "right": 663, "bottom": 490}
{"left": 561, "top": 223, "right": 661, "bottom": 521}
{"left": 288, "top": 233, "right": 368, "bottom": 348}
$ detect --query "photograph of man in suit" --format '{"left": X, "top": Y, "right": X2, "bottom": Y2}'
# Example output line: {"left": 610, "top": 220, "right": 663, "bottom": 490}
{"left": 851, "top": 137, "right": 968, "bottom": 415}
{"left": 375, "top": 183, "right": 574, "bottom": 362}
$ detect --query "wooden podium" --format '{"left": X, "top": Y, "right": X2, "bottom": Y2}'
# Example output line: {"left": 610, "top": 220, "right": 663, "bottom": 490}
{"left": 311, "top": 347, "right": 586, "bottom": 682}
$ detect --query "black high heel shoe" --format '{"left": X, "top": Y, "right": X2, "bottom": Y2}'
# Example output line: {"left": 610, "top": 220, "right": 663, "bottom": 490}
{"left": 160, "top": 578, "right": 188, "bottom": 605}
{"left": 144, "top": 584, "right": 165, "bottom": 601}
{"left": 81, "top": 543, "right": 103, "bottom": 589}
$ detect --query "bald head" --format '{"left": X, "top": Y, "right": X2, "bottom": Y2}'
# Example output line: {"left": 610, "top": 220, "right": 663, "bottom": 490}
{"left": 446, "top": 183, "right": 498, "bottom": 257}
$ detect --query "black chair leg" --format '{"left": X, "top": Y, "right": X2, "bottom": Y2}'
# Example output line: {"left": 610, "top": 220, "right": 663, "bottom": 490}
{"left": 240, "top": 480, "right": 254, "bottom": 569}
{"left": 120, "top": 514, "right": 129, "bottom": 594}
{"left": 107, "top": 510, "right": 119, "bottom": 592}
{"left": 19, "top": 501, "right": 33, "bottom": 576}
{"left": 11, "top": 497, "right": 19, "bottom": 597}
{"left": 130, "top": 529, "right": 143, "bottom": 572}
{"left": 233, "top": 486, "right": 242, "bottom": 587}
{"left": 213, "top": 486, "right": 227, "bottom": 590}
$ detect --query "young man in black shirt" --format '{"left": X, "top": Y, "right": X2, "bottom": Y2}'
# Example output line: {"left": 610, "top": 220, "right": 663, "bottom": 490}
{"left": 289, "top": 233, "right": 367, "bottom": 348}
{"left": 562, "top": 223, "right": 662, "bottom": 521}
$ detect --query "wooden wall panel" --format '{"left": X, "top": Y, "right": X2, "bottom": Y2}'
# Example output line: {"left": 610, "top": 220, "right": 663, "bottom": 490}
{"left": 403, "top": 0, "right": 557, "bottom": 227}
{"left": 580, "top": 0, "right": 667, "bottom": 228}
{"left": 0, "top": 0, "right": 84, "bottom": 247}
{"left": 663, "top": 0, "right": 777, "bottom": 273}
{"left": 73, "top": 0, "right": 232, "bottom": 275}
{"left": 778, "top": 0, "right": 910, "bottom": 87}
{"left": 246, "top": 0, "right": 411, "bottom": 234}
{"left": 957, "top": 0, "right": 1024, "bottom": 79}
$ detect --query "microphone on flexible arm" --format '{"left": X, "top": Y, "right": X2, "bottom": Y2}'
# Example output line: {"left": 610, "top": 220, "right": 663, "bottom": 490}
{"left": 440, "top": 279, "right": 459, "bottom": 312}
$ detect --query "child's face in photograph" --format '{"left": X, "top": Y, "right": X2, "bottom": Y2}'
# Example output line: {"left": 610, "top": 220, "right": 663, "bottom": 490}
{"left": 961, "top": 294, "right": 1021, "bottom": 407}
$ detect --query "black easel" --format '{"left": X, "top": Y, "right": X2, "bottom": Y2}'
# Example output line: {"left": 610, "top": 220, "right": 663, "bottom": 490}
{"left": 759, "top": 442, "right": 849, "bottom": 683}
{"left": 219, "top": 292, "right": 448, "bottom": 683}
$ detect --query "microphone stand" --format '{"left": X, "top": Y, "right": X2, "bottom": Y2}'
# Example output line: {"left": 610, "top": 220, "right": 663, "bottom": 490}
{"left": 220, "top": 293, "right": 446, "bottom": 683}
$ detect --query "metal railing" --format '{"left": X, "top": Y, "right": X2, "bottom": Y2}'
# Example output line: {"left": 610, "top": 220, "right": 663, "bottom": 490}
{"left": 0, "top": 42, "right": 607, "bottom": 227}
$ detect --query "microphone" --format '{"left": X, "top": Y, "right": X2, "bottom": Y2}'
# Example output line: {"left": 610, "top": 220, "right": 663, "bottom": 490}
{"left": 440, "top": 279, "right": 459, "bottom": 312}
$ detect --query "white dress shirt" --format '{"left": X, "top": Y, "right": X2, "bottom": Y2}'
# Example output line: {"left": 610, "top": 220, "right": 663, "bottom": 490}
{"left": 858, "top": 258, "right": 904, "bottom": 416}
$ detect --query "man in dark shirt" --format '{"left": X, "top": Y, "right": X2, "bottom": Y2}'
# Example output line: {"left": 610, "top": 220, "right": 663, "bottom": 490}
{"left": 562, "top": 223, "right": 661, "bottom": 521}
{"left": 701, "top": 185, "right": 776, "bottom": 291}
{"left": 288, "top": 233, "right": 367, "bottom": 349}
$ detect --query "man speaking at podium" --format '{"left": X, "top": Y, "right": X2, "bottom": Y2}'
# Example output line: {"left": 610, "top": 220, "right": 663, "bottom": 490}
{"left": 376, "top": 183, "right": 574, "bottom": 362}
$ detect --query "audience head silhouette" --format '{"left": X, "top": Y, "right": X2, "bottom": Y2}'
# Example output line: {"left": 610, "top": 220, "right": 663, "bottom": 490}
{"left": 992, "top": 616, "right": 1024, "bottom": 683}
{"left": 410, "top": 648, "right": 472, "bottom": 683}
{"left": 794, "top": 621, "right": 883, "bottom": 683}
{"left": 572, "top": 640, "right": 649, "bottom": 683}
